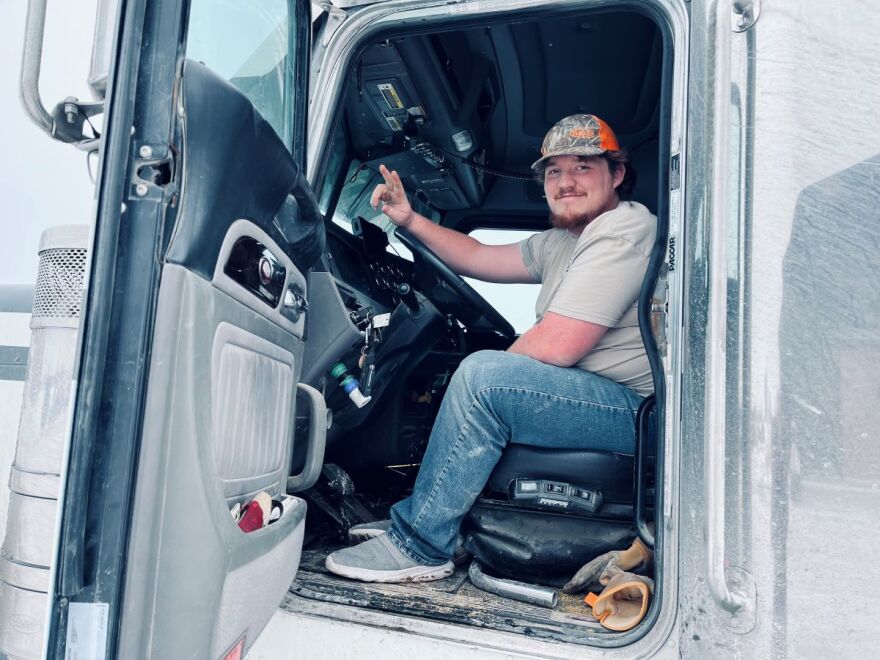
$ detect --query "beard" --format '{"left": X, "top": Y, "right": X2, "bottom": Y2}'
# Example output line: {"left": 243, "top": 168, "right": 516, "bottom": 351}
{"left": 549, "top": 210, "right": 594, "bottom": 231}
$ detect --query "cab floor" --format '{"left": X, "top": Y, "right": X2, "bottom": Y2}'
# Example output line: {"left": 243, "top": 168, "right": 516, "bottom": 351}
{"left": 286, "top": 542, "right": 612, "bottom": 646}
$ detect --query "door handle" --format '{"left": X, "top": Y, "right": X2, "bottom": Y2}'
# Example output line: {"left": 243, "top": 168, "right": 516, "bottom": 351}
{"left": 283, "top": 286, "right": 309, "bottom": 320}
{"left": 287, "top": 383, "right": 328, "bottom": 492}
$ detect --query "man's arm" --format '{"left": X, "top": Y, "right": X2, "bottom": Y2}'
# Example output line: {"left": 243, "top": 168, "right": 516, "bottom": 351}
{"left": 507, "top": 312, "right": 608, "bottom": 367}
{"left": 371, "top": 164, "right": 536, "bottom": 284}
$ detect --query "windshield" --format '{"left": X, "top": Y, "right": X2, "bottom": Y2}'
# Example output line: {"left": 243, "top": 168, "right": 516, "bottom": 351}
{"left": 331, "top": 160, "right": 438, "bottom": 258}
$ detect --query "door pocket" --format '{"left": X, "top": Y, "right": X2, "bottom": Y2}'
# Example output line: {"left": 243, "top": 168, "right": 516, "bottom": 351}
{"left": 211, "top": 322, "right": 296, "bottom": 502}
{"left": 214, "top": 496, "right": 307, "bottom": 659}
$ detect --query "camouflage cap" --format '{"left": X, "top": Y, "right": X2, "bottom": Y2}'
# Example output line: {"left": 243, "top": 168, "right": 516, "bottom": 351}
{"left": 531, "top": 114, "right": 620, "bottom": 172}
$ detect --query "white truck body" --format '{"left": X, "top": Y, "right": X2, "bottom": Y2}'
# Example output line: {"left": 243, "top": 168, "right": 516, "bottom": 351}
{"left": 2, "top": 1, "right": 878, "bottom": 658}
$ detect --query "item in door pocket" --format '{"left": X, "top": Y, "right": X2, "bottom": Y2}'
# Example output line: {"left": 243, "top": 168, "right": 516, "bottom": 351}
{"left": 238, "top": 491, "right": 273, "bottom": 533}
{"left": 268, "top": 499, "right": 284, "bottom": 524}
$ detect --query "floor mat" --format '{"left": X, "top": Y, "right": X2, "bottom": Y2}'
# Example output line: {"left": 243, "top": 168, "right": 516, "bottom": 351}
{"left": 288, "top": 543, "right": 612, "bottom": 645}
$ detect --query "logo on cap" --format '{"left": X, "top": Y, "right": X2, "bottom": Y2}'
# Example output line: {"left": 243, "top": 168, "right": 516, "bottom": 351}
{"left": 569, "top": 128, "right": 600, "bottom": 140}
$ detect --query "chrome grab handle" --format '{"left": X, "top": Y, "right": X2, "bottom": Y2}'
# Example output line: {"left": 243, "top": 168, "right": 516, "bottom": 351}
{"left": 704, "top": 0, "right": 747, "bottom": 615}
{"left": 20, "top": 0, "right": 53, "bottom": 133}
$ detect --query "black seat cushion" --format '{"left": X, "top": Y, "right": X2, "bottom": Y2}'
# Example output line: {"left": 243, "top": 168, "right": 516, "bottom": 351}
{"left": 463, "top": 502, "right": 637, "bottom": 585}
{"left": 487, "top": 445, "right": 635, "bottom": 504}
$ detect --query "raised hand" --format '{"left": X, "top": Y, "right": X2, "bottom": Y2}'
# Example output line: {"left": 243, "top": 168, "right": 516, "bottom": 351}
{"left": 370, "top": 164, "right": 414, "bottom": 227}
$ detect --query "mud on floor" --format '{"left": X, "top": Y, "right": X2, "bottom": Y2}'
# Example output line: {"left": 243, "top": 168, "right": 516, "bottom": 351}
{"left": 287, "top": 542, "right": 612, "bottom": 646}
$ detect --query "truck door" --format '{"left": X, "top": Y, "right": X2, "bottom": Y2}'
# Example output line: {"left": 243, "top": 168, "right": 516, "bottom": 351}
{"left": 46, "top": 1, "right": 323, "bottom": 658}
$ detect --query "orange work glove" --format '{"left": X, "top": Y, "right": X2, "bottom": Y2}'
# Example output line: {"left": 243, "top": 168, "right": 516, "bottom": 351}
{"left": 585, "top": 571, "right": 654, "bottom": 631}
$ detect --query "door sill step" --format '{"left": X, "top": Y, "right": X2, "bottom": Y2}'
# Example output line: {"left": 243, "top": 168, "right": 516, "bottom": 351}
{"left": 289, "top": 545, "right": 612, "bottom": 646}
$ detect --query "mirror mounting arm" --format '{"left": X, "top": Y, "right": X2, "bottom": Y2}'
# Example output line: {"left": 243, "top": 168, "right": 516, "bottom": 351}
{"left": 20, "top": 0, "right": 105, "bottom": 145}
{"left": 20, "top": 0, "right": 53, "bottom": 134}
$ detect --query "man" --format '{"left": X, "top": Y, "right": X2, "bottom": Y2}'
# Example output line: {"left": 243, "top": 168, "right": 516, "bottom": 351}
{"left": 325, "top": 114, "right": 656, "bottom": 582}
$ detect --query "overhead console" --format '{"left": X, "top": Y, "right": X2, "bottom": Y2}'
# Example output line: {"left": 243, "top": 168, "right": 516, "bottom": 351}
{"left": 344, "top": 36, "right": 494, "bottom": 211}
{"left": 357, "top": 43, "right": 426, "bottom": 136}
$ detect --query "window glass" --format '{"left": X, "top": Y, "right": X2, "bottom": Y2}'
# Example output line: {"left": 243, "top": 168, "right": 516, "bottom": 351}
{"left": 187, "top": 0, "right": 294, "bottom": 145}
{"left": 319, "top": 126, "right": 349, "bottom": 215}
{"left": 466, "top": 229, "right": 541, "bottom": 334}
{"left": 331, "top": 161, "right": 382, "bottom": 233}
{"left": 331, "top": 160, "right": 439, "bottom": 260}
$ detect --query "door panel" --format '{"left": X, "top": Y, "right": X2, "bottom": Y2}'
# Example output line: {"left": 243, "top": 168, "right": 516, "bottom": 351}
{"left": 116, "top": 58, "right": 323, "bottom": 657}
{"left": 119, "top": 265, "right": 305, "bottom": 657}
{"left": 120, "top": 266, "right": 307, "bottom": 658}
{"left": 48, "top": 0, "right": 319, "bottom": 654}
{"left": 165, "top": 61, "right": 322, "bottom": 279}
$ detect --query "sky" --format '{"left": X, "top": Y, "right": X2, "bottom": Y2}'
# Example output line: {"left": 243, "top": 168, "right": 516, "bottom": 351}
{"left": 0, "top": 0, "right": 99, "bottom": 286}
{"left": 0, "top": 1, "right": 539, "bottom": 331}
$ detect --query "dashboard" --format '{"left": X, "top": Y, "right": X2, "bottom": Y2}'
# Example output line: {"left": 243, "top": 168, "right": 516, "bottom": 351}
{"left": 324, "top": 218, "right": 415, "bottom": 316}
{"left": 305, "top": 212, "right": 511, "bottom": 451}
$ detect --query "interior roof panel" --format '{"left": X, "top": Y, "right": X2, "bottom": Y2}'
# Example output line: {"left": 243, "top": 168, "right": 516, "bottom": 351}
{"left": 338, "top": 7, "right": 664, "bottom": 209}
{"left": 430, "top": 9, "right": 663, "bottom": 173}
{"left": 512, "top": 12, "right": 661, "bottom": 138}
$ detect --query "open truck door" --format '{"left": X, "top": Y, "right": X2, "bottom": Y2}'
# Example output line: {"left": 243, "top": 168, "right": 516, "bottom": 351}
{"left": 45, "top": 1, "right": 324, "bottom": 658}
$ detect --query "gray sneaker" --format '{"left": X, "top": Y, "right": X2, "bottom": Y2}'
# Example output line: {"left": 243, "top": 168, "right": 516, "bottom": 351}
{"left": 348, "top": 519, "right": 469, "bottom": 565}
{"left": 347, "top": 519, "right": 392, "bottom": 543}
{"left": 325, "top": 534, "right": 454, "bottom": 583}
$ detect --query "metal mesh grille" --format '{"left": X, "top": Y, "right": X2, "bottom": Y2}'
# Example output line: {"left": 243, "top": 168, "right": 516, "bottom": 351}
{"left": 32, "top": 248, "right": 87, "bottom": 319}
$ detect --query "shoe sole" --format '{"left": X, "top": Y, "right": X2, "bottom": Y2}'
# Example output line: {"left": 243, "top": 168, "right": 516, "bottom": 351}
{"left": 325, "top": 555, "right": 455, "bottom": 583}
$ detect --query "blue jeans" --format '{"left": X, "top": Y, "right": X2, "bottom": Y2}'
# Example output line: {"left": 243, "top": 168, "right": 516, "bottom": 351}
{"left": 387, "top": 350, "right": 644, "bottom": 565}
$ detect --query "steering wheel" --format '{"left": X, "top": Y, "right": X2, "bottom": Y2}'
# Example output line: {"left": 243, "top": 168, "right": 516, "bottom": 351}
{"left": 394, "top": 227, "right": 516, "bottom": 340}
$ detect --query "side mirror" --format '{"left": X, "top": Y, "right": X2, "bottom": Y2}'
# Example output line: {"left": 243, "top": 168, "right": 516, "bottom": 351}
{"left": 87, "top": 0, "right": 120, "bottom": 99}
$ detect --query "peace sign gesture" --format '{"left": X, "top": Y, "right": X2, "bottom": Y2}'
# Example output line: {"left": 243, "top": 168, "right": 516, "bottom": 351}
{"left": 370, "top": 164, "right": 414, "bottom": 227}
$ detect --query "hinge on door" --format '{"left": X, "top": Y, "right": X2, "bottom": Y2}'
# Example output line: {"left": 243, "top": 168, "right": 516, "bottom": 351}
{"left": 651, "top": 265, "right": 669, "bottom": 359}
{"left": 130, "top": 142, "right": 176, "bottom": 203}
{"left": 732, "top": 0, "right": 760, "bottom": 32}
{"left": 319, "top": 4, "right": 348, "bottom": 47}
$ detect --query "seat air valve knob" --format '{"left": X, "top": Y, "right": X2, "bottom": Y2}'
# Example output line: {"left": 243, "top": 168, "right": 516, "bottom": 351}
{"left": 329, "top": 362, "right": 372, "bottom": 408}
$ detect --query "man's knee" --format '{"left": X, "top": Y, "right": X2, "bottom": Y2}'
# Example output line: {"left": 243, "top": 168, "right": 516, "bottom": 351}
{"left": 453, "top": 350, "right": 524, "bottom": 392}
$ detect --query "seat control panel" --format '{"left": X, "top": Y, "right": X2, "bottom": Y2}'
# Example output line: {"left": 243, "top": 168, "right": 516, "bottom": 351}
{"left": 508, "top": 478, "right": 604, "bottom": 515}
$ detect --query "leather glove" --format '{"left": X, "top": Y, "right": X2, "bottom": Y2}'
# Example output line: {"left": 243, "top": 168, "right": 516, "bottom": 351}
{"left": 585, "top": 571, "right": 654, "bottom": 631}
{"left": 562, "top": 536, "right": 653, "bottom": 594}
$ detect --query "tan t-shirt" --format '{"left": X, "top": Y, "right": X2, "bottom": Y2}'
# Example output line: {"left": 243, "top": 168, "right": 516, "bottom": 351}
{"left": 520, "top": 201, "right": 656, "bottom": 396}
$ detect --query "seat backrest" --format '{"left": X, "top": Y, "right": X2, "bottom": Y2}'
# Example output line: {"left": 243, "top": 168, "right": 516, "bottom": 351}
{"left": 629, "top": 138, "right": 659, "bottom": 215}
